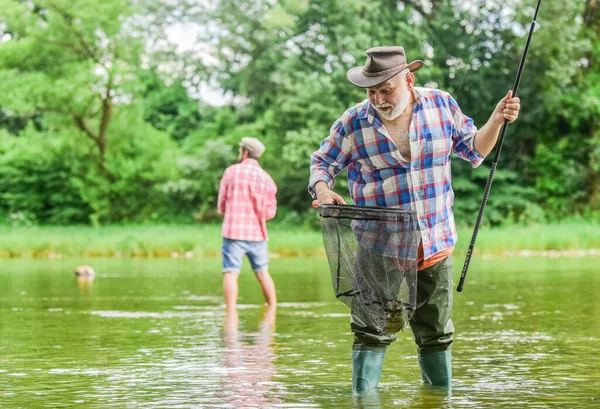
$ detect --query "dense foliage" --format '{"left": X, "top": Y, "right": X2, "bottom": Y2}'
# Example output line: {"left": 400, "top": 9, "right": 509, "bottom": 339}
{"left": 0, "top": 0, "right": 598, "bottom": 227}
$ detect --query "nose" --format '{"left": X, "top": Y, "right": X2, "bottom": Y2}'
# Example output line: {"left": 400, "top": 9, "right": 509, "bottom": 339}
{"left": 374, "top": 93, "right": 385, "bottom": 106}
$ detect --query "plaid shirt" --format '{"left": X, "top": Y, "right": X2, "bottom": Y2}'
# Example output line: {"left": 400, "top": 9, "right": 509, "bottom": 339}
{"left": 309, "top": 87, "right": 485, "bottom": 259}
{"left": 218, "top": 159, "right": 277, "bottom": 241}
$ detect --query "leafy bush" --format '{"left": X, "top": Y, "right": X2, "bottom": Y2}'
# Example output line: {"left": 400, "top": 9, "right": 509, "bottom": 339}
{"left": 0, "top": 125, "right": 92, "bottom": 224}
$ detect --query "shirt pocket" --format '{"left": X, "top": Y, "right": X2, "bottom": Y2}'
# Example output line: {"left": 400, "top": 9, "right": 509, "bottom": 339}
{"left": 423, "top": 129, "right": 450, "bottom": 167}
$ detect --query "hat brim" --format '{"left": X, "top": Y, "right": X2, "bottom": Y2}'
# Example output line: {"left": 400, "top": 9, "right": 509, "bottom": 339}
{"left": 346, "top": 60, "right": 424, "bottom": 88}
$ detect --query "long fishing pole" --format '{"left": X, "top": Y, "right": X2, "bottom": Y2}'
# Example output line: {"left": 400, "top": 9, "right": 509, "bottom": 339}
{"left": 457, "top": 0, "right": 542, "bottom": 292}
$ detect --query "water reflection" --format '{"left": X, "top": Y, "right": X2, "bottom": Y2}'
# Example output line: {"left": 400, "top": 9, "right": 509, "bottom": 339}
{"left": 409, "top": 385, "right": 453, "bottom": 409}
{"left": 75, "top": 275, "right": 94, "bottom": 298}
{"left": 1, "top": 257, "right": 599, "bottom": 408}
{"left": 75, "top": 276, "right": 94, "bottom": 288}
{"left": 353, "top": 389, "right": 382, "bottom": 409}
{"left": 219, "top": 306, "right": 281, "bottom": 407}
{"left": 351, "top": 385, "right": 452, "bottom": 409}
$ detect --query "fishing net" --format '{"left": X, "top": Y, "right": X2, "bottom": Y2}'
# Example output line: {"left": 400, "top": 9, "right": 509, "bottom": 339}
{"left": 319, "top": 204, "right": 420, "bottom": 334}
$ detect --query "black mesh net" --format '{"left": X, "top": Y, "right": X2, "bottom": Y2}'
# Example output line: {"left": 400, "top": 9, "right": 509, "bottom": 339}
{"left": 319, "top": 204, "right": 421, "bottom": 334}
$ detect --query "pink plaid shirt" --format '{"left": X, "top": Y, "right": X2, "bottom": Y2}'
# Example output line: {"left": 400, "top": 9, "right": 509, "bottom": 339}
{"left": 218, "top": 159, "right": 277, "bottom": 241}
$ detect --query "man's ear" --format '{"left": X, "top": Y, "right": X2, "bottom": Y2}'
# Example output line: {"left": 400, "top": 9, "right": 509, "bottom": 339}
{"left": 406, "top": 72, "right": 415, "bottom": 90}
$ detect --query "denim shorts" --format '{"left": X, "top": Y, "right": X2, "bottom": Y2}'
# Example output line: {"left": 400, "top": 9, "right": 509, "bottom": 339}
{"left": 222, "top": 238, "right": 269, "bottom": 273}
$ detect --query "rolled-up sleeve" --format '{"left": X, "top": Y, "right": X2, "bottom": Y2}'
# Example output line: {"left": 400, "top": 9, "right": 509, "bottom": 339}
{"left": 448, "top": 95, "right": 485, "bottom": 168}
{"left": 308, "top": 119, "right": 353, "bottom": 198}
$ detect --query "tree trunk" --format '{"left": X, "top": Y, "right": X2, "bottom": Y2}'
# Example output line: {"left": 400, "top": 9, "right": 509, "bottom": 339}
{"left": 584, "top": 0, "right": 599, "bottom": 32}
{"left": 584, "top": 0, "right": 599, "bottom": 207}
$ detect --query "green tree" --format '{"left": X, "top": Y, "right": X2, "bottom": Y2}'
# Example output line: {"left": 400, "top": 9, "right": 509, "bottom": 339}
{"left": 0, "top": 125, "right": 92, "bottom": 224}
{"left": 193, "top": 0, "right": 600, "bottom": 224}
{"left": 0, "top": 0, "right": 183, "bottom": 223}
{"left": 140, "top": 69, "right": 204, "bottom": 142}
{"left": 0, "top": 0, "right": 145, "bottom": 169}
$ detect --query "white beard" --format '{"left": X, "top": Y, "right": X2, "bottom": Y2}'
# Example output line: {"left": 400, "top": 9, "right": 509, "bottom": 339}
{"left": 375, "top": 91, "right": 410, "bottom": 121}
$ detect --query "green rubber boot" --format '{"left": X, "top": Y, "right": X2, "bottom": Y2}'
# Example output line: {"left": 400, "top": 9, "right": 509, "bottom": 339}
{"left": 418, "top": 350, "right": 452, "bottom": 387}
{"left": 352, "top": 350, "right": 385, "bottom": 391}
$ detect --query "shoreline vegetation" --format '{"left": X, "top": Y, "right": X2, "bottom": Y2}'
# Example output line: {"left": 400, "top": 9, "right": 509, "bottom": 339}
{"left": 1, "top": 223, "right": 600, "bottom": 259}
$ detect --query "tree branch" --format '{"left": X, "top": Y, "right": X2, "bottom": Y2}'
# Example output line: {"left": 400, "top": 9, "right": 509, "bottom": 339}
{"left": 584, "top": 0, "right": 598, "bottom": 29}
{"left": 400, "top": 0, "right": 431, "bottom": 19}
{"left": 97, "top": 73, "right": 114, "bottom": 161}
{"left": 45, "top": 1, "right": 99, "bottom": 62}
{"left": 74, "top": 116, "right": 98, "bottom": 142}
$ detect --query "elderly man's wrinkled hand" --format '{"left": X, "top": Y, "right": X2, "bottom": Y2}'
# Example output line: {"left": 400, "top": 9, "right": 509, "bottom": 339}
{"left": 315, "top": 183, "right": 347, "bottom": 205}
{"left": 494, "top": 90, "right": 521, "bottom": 125}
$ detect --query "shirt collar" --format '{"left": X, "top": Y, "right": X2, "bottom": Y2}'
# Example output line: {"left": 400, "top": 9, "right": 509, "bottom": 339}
{"left": 411, "top": 87, "right": 423, "bottom": 104}
{"left": 241, "top": 158, "right": 259, "bottom": 166}
{"left": 357, "top": 99, "right": 371, "bottom": 121}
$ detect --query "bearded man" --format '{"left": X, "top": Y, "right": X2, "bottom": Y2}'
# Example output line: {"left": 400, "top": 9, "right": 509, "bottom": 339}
{"left": 309, "top": 46, "right": 520, "bottom": 390}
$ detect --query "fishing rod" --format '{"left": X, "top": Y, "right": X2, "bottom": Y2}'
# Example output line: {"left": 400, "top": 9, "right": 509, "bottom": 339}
{"left": 457, "top": 0, "right": 542, "bottom": 292}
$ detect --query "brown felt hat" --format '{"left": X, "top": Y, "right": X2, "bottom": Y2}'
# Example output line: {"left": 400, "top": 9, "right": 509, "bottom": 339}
{"left": 347, "top": 46, "right": 423, "bottom": 88}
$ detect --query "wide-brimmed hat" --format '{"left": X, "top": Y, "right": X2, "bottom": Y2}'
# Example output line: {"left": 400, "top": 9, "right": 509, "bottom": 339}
{"left": 239, "top": 137, "right": 266, "bottom": 158}
{"left": 347, "top": 46, "right": 423, "bottom": 88}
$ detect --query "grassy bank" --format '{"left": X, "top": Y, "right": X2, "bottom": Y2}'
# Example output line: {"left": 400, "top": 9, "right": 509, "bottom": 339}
{"left": 0, "top": 222, "right": 599, "bottom": 258}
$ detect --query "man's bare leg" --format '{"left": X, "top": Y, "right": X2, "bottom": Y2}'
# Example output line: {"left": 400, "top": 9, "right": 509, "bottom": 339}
{"left": 254, "top": 270, "right": 277, "bottom": 307}
{"left": 223, "top": 272, "right": 239, "bottom": 310}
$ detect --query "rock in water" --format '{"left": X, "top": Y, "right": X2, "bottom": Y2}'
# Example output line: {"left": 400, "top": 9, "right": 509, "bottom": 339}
{"left": 75, "top": 266, "right": 95, "bottom": 277}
